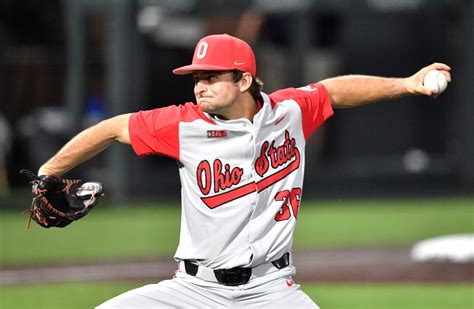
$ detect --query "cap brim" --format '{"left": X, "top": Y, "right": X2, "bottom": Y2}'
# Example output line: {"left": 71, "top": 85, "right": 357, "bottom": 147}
{"left": 172, "top": 64, "right": 237, "bottom": 75}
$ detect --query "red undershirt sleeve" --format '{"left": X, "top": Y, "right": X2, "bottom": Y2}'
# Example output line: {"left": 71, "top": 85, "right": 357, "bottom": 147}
{"left": 128, "top": 102, "right": 216, "bottom": 160}
{"left": 129, "top": 105, "right": 182, "bottom": 160}
{"left": 271, "top": 83, "right": 334, "bottom": 141}
{"left": 298, "top": 83, "right": 334, "bottom": 140}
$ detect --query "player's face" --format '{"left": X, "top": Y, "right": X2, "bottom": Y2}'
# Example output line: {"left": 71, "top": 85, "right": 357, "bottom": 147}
{"left": 193, "top": 71, "right": 243, "bottom": 118}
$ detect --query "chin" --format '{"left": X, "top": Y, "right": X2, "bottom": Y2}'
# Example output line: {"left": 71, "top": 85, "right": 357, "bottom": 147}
{"left": 198, "top": 102, "right": 213, "bottom": 112}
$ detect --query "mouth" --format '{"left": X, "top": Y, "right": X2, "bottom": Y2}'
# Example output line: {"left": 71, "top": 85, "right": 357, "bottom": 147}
{"left": 197, "top": 97, "right": 213, "bottom": 104}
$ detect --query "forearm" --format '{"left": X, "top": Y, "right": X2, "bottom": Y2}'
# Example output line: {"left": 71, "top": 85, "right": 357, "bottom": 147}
{"left": 321, "top": 63, "right": 452, "bottom": 109}
{"left": 321, "top": 75, "right": 409, "bottom": 109}
{"left": 38, "top": 114, "right": 131, "bottom": 176}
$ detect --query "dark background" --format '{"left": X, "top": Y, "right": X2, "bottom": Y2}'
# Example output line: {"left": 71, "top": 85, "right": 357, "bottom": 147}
{"left": 1, "top": 0, "right": 473, "bottom": 204}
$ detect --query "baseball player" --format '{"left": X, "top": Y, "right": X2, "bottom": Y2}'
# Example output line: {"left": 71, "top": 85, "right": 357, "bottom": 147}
{"left": 36, "top": 34, "right": 451, "bottom": 308}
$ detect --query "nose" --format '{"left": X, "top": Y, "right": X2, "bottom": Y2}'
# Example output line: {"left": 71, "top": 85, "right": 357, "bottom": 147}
{"left": 194, "top": 81, "right": 207, "bottom": 97}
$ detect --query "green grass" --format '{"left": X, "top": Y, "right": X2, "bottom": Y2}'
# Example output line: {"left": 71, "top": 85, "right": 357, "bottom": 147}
{"left": 0, "top": 282, "right": 138, "bottom": 309}
{"left": 1, "top": 197, "right": 472, "bottom": 265}
{"left": 0, "top": 282, "right": 472, "bottom": 309}
{"left": 303, "top": 283, "right": 474, "bottom": 309}
{"left": 1, "top": 198, "right": 472, "bottom": 309}
{"left": 0, "top": 205, "right": 181, "bottom": 265}
{"left": 295, "top": 197, "right": 474, "bottom": 248}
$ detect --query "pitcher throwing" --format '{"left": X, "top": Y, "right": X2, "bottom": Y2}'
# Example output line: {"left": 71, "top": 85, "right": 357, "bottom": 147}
{"left": 35, "top": 34, "right": 451, "bottom": 308}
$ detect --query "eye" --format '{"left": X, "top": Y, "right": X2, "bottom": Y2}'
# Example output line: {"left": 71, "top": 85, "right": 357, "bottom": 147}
{"left": 193, "top": 73, "right": 220, "bottom": 83}
{"left": 193, "top": 76, "right": 206, "bottom": 85}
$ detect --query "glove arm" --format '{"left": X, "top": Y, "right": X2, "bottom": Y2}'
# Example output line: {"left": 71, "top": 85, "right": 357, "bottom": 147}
{"left": 39, "top": 114, "right": 131, "bottom": 176}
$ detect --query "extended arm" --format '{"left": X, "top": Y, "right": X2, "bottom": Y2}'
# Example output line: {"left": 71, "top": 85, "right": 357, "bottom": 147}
{"left": 38, "top": 113, "right": 131, "bottom": 176}
{"left": 321, "top": 62, "right": 451, "bottom": 109}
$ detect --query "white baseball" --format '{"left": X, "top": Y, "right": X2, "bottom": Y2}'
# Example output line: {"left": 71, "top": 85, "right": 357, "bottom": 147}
{"left": 423, "top": 70, "right": 448, "bottom": 95}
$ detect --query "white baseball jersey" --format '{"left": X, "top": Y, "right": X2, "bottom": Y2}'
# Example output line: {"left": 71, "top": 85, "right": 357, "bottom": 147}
{"left": 129, "top": 83, "right": 333, "bottom": 270}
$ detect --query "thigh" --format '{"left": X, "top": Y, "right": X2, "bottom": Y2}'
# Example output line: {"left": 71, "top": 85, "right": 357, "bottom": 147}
{"left": 268, "top": 279, "right": 319, "bottom": 308}
{"left": 96, "top": 276, "right": 231, "bottom": 308}
{"left": 239, "top": 277, "right": 319, "bottom": 308}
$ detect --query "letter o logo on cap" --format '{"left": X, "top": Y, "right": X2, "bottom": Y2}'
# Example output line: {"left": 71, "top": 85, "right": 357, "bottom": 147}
{"left": 196, "top": 41, "right": 208, "bottom": 59}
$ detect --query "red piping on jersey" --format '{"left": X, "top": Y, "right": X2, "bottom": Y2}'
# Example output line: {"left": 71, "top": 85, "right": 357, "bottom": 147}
{"left": 201, "top": 182, "right": 257, "bottom": 209}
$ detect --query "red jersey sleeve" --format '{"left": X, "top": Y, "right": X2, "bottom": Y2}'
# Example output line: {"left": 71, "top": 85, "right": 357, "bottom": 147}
{"left": 129, "top": 102, "right": 214, "bottom": 160}
{"left": 270, "top": 83, "right": 333, "bottom": 140}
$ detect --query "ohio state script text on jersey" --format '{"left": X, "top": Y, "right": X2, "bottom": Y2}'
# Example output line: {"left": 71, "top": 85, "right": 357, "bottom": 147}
{"left": 198, "top": 130, "right": 301, "bottom": 209}
{"left": 128, "top": 83, "right": 333, "bottom": 269}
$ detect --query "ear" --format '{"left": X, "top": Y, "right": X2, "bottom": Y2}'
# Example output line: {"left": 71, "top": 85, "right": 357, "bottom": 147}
{"left": 239, "top": 73, "right": 253, "bottom": 93}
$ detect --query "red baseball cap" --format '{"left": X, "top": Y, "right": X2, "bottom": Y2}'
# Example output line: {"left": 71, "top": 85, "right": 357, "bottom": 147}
{"left": 172, "top": 34, "right": 256, "bottom": 76}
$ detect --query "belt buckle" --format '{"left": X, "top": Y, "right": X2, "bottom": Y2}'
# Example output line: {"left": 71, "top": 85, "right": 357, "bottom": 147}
{"left": 214, "top": 267, "right": 252, "bottom": 286}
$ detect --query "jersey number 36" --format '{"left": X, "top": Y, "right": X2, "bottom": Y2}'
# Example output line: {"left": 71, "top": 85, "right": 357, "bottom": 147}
{"left": 274, "top": 188, "right": 302, "bottom": 221}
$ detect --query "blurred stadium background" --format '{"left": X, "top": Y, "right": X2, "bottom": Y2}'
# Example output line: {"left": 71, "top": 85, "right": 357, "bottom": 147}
{"left": 0, "top": 0, "right": 473, "bottom": 203}
{"left": 0, "top": 1, "right": 473, "bottom": 308}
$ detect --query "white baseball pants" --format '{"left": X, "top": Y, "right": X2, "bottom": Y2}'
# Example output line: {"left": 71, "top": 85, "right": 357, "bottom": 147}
{"left": 96, "top": 263, "right": 319, "bottom": 308}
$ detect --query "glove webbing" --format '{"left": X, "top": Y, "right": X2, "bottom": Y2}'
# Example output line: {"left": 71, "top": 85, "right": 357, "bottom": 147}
{"left": 25, "top": 196, "right": 59, "bottom": 228}
{"left": 23, "top": 176, "right": 81, "bottom": 229}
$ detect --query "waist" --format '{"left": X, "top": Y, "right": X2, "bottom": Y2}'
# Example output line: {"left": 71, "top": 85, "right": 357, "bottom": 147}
{"left": 180, "top": 252, "right": 290, "bottom": 286}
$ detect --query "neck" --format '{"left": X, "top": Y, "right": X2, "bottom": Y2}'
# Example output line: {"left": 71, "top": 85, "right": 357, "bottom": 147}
{"left": 221, "top": 94, "right": 260, "bottom": 122}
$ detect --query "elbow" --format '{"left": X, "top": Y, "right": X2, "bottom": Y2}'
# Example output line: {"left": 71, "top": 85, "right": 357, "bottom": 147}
{"left": 321, "top": 79, "right": 349, "bottom": 109}
{"left": 99, "top": 114, "right": 131, "bottom": 144}
{"left": 326, "top": 92, "right": 352, "bottom": 109}
{"left": 331, "top": 99, "right": 353, "bottom": 109}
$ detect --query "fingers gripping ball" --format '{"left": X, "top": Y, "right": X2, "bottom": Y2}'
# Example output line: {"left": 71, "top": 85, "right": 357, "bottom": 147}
{"left": 20, "top": 169, "right": 104, "bottom": 228}
{"left": 423, "top": 70, "right": 448, "bottom": 95}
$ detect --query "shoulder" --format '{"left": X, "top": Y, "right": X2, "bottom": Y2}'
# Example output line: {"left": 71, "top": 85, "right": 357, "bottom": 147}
{"left": 269, "top": 83, "right": 328, "bottom": 105}
{"left": 131, "top": 102, "right": 215, "bottom": 126}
